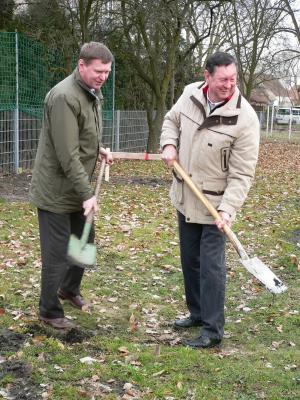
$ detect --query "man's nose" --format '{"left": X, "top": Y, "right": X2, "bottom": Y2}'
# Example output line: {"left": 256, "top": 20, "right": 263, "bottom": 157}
{"left": 99, "top": 72, "right": 108, "bottom": 80}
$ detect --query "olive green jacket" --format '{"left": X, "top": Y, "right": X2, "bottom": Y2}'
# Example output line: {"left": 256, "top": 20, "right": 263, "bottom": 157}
{"left": 29, "top": 68, "right": 103, "bottom": 213}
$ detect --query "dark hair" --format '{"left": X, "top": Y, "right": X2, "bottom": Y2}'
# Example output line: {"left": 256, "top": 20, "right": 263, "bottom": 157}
{"left": 205, "top": 52, "right": 237, "bottom": 74}
{"left": 79, "top": 42, "right": 113, "bottom": 64}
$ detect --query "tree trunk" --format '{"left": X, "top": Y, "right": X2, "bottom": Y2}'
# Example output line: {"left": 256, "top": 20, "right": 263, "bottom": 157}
{"left": 147, "top": 102, "right": 166, "bottom": 153}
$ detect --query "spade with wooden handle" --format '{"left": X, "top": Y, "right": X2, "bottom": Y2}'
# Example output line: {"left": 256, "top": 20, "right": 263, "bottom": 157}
{"left": 173, "top": 160, "right": 287, "bottom": 294}
{"left": 67, "top": 158, "right": 106, "bottom": 268}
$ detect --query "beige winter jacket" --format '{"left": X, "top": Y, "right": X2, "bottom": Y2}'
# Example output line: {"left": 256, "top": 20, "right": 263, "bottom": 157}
{"left": 160, "top": 82, "right": 260, "bottom": 224}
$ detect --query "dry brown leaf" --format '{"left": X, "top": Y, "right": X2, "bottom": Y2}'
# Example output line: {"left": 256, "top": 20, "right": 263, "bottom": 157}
{"left": 129, "top": 313, "right": 138, "bottom": 332}
{"left": 32, "top": 335, "right": 47, "bottom": 344}
{"left": 118, "top": 346, "right": 129, "bottom": 355}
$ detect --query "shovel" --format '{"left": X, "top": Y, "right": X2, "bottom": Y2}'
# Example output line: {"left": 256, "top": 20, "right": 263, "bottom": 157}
{"left": 173, "top": 161, "right": 287, "bottom": 294}
{"left": 67, "top": 158, "right": 106, "bottom": 268}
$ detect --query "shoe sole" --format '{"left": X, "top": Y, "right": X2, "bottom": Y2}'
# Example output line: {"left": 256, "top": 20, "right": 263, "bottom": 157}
{"left": 173, "top": 322, "right": 202, "bottom": 329}
{"left": 39, "top": 318, "right": 75, "bottom": 330}
{"left": 183, "top": 341, "right": 221, "bottom": 349}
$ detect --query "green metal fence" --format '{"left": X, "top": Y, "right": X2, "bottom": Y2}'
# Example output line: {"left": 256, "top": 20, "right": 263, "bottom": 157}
{"left": 0, "top": 31, "right": 115, "bottom": 173}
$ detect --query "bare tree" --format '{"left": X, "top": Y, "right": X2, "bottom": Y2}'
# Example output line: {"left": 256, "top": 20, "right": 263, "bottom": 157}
{"left": 281, "top": 0, "right": 300, "bottom": 45}
{"left": 220, "top": 0, "right": 290, "bottom": 100}
{"left": 0, "top": 0, "right": 16, "bottom": 30}
{"left": 114, "top": 0, "right": 223, "bottom": 152}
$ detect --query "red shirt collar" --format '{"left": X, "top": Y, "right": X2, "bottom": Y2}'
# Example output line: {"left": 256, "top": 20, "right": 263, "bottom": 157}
{"left": 202, "top": 84, "right": 233, "bottom": 103}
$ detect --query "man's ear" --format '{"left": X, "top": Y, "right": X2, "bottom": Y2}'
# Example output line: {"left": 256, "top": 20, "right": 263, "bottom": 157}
{"left": 204, "top": 69, "right": 209, "bottom": 82}
{"left": 78, "top": 59, "right": 84, "bottom": 71}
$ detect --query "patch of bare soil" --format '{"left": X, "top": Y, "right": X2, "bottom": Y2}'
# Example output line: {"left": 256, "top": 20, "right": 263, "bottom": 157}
{"left": 24, "top": 323, "right": 94, "bottom": 344}
{"left": 0, "top": 171, "right": 169, "bottom": 203}
{"left": 0, "top": 330, "right": 41, "bottom": 400}
{"left": 0, "top": 330, "right": 27, "bottom": 353}
{"left": 0, "top": 172, "right": 32, "bottom": 202}
{"left": 110, "top": 175, "right": 170, "bottom": 187}
{"left": 0, "top": 326, "right": 95, "bottom": 400}
{"left": 0, "top": 360, "right": 41, "bottom": 400}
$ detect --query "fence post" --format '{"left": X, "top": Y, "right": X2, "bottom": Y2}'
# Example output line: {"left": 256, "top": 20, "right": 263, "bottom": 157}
{"left": 13, "top": 30, "right": 19, "bottom": 173}
{"left": 288, "top": 108, "right": 292, "bottom": 140}
{"left": 270, "top": 105, "right": 274, "bottom": 137}
{"left": 266, "top": 106, "right": 269, "bottom": 137}
{"left": 115, "top": 110, "right": 120, "bottom": 151}
{"left": 111, "top": 63, "right": 115, "bottom": 151}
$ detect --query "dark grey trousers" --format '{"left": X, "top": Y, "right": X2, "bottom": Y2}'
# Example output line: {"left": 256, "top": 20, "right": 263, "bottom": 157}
{"left": 37, "top": 208, "right": 94, "bottom": 319}
{"left": 178, "top": 211, "right": 226, "bottom": 339}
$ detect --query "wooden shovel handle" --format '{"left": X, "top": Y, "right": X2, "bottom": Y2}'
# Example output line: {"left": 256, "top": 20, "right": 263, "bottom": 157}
{"left": 86, "top": 158, "right": 106, "bottom": 224}
{"left": 94, "top": 158, "right": 107, "bottom": 199}
{"left": 173, "top": 161, "right": 248, "bottom": 260}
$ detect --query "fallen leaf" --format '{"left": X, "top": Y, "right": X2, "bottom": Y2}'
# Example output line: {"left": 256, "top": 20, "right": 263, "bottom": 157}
{"left": 118, "top": 346, "right": 129, "bottom": 355}
{"left": 129, "top": 313, "right": 138, "bottom": 332}
{"left": 152, "top": 369, "right": 165, "bottom": 377}
{"left": 80, "top": 357, "right": 99, "bottom": 365}
{"left": 176, "top": 382, "right": 183, "bottom": 390}
{"left": 108, "top": 297, "right": 118, "bottom": 303}
{"left": 123, "top": 382, "right": 133, "bottom": 391}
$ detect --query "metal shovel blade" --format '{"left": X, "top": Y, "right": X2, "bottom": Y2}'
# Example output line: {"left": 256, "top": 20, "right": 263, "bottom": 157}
{"left": 241, "top": 257, "right": 287, "bottom": 294}
{"left": 67, "top": 234, "right": 97, "bottom": 268}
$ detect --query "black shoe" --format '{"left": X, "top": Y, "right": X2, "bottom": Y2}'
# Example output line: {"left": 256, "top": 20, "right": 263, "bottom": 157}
{"left": 183, "top": 335, "right": 221, "bottom": 349}
{"left": 173, "top": 316, "right": 202, "bottom": 329}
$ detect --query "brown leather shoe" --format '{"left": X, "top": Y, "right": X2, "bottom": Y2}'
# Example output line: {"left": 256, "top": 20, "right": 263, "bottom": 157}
{"left": 39, "top": 316, "right": 75, "bottom": 329}
{"left": 58, "top": 289, "right": 85, "bottom": 309}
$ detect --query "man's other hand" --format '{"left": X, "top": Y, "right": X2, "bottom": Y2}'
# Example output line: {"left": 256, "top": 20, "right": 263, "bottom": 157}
{"left": 99, "top": 147, "right": 113, "bottom": 165}
{"left": 83, "top": 195, "right": 98, "bottom": 216}
{"left": 215, "top": 211, "right": 232, "bottom": 231}
{"left": 161, "top": 145, "right": 177, "bottom": 167}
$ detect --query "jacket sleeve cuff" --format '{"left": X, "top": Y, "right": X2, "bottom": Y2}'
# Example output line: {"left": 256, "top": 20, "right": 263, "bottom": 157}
{"left": 160, "top": 139, "right": 178, "bottom": 151}
{"left": 82, "top": 188, "right": 95, "bottom": 202}
{"left": 217, "top": 203, "right": 236, "bottom": 219}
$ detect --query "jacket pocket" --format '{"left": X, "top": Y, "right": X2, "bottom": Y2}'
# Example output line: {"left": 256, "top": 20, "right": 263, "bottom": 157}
{"left": 201, "top": 178, "right": 227, "bottom": 215}
{"left": 220, "top": 147, "right": 230, "bottom": 171}
{"left": 171, "top": 178, "right": 184, "bottom": 204}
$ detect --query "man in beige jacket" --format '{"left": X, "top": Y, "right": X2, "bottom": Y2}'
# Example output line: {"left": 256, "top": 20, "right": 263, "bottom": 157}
{"left": 161, "top": 52, "right": 260, "bottom": 348}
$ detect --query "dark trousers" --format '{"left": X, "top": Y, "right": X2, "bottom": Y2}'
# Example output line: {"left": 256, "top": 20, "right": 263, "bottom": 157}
{"left": 178, "top": 211, "right": 226, "bottom": 339}
{"left": 37, "top": 208, "right": 94, "bottom": 319}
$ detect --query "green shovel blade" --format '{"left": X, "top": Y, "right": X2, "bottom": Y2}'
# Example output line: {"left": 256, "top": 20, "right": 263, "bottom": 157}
{"left": 67, "top": 233, "right": 97, "bottom": 268}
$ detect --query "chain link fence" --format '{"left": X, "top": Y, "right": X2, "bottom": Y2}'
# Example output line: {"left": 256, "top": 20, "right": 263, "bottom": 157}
{"left": 0, "top": 109, "right": 148, "bottom": 173}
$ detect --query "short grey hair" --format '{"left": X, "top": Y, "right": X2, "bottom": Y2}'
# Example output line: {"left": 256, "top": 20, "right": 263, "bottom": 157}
{"left": 205, "top": 52, "right": 237, "bottom": 74}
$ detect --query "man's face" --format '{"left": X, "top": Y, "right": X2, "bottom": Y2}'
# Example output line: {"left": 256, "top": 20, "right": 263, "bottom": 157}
{"left": 78, "top": 59, "right": 112, "bottom": 90}
{"left": 204, "top": 63, "right": 237, "bottom": 102}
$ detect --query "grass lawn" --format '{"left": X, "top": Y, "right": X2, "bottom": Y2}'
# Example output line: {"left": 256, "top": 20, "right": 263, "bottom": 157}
{"left": 0, "top": 141, "right": 299, "bottom": 400}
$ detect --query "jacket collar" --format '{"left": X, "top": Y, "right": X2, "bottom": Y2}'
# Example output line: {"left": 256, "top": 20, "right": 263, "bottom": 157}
{"left": 73, "top": 68, "right": 104, "bottom": 102}
{"left": 190, "top": 82, "right": 241, "bottom": 117}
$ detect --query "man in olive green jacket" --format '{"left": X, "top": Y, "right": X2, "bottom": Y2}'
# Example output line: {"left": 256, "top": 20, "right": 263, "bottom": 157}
{"left": 30, "top": 42, "right": 113, "bottom": 329}
{"left": 161, "top": 52, "right": 260, "bottom": 348}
